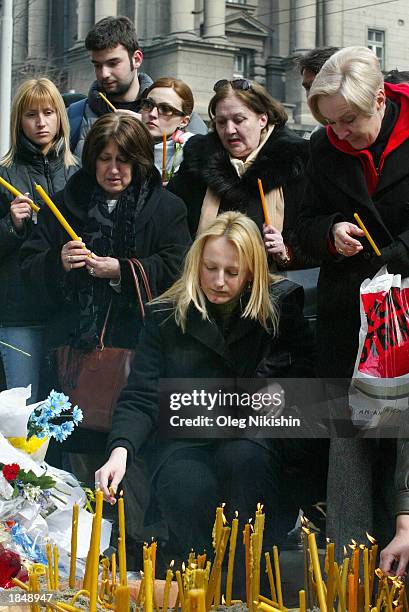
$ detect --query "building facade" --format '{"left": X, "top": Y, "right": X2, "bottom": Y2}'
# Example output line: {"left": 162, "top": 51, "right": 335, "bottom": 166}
{"left": 11, "top": 0, "right": 409, "bottom": 130}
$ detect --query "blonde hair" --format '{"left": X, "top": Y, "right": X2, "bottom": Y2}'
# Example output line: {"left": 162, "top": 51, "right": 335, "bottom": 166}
{"left": 308, "top": 46, "right": 384, "bottom": 124}
{"left": 155, "top": 211, "right": 279, "bottom": 333}
{"left": 1, "top": 77, "right": 76, "bottom": 167}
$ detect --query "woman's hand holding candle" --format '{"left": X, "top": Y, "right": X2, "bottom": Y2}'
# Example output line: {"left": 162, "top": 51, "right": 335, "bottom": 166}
{"left": 331, "top": 221, "right": 364, "bottom": 257}
{"left": 10, "top": 193, "right": 33, "bottom": 231}
{"left": 95, "top": 447, "right": 128, "bottom": 504}
{"left": 86, "top": 254, "right": 120, "bottom": 280}
{"left": 61, "top": 239, "right": 90, "bottom": 272}
{"left": 262, "top": 224, "right": 289, "bottom": 262}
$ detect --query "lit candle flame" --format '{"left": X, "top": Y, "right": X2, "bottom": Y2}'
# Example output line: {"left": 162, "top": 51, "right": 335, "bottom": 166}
{"left": 366, "top": 532, "right": 377, "bottom": 544}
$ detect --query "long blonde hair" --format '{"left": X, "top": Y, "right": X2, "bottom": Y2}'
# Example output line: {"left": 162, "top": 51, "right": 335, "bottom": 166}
{"left": 155, "top": 211, "right": 279, "bottom": 333}
{"left": 1, "top": 77, "right": 76, "bottom": 167}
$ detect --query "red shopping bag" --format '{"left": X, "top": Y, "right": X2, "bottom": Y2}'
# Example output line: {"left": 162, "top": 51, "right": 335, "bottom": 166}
{"left": 350, "top": 266, "right": 409, "bottom": 428}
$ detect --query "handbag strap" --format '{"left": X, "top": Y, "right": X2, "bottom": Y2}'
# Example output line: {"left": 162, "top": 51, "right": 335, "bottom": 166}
{"left": 129, "top": 257, "right": 153, "bottom": 302}
{"left": 97, "top": 258, "right": 148, "bottom": 350}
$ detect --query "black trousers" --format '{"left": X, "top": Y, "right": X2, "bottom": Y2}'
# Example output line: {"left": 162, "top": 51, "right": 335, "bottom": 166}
{"left": 148, "top": 438, "right": 328, "bottom": 595}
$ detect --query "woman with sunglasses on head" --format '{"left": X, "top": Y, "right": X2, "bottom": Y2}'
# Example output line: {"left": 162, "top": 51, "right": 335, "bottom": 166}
{"left": 140, "top": 77, "right": 195, "bottom": 182}
{"left": 0, "top": 78, "right": 78, "bottom": 400}
{"left": 168, "top": 79, "right": 310, "bottom": 270}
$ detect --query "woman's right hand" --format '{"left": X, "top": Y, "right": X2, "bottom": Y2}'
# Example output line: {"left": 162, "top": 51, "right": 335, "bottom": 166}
{"left": 332, "top": 222, "right": 365, "bottom": 257}
{"left": 61, "top": 239, "right": 90, "bottom": 272}
{"left": 10, "top": 193, "right": 32, "bottom": 231}
{"left": 95, "top": 447, "right": 128, "bottom": 504}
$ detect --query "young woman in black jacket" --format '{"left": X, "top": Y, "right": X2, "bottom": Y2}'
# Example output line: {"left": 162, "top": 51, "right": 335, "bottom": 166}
{"left": 96, "top": 212, "right": 325, "bottom": 582}
{"left": 0, "top": 78, "right": 78, "bottom": 400}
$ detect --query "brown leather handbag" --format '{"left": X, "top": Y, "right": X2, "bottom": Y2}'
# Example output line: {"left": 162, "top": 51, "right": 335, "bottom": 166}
{"left": 56, "top": 258, "right": 152, "bottom": 432}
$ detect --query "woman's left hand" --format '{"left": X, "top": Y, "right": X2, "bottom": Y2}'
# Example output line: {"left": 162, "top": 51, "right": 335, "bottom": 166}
{"left": 86, "top": 254, "right": 120, "bottom": 280}
{"left": 263, "top": 224, "right": 286, "bottom": 260}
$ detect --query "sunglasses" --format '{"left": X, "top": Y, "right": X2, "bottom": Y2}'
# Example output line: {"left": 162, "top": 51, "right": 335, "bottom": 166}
{"left": 213, "top": 79, "right": 252, "bottom": 92}
{"left": 140, "top": 97, "right": 185, "bottom": 117}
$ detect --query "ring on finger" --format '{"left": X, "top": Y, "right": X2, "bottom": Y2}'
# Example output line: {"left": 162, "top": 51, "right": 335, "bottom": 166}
{"left": 338, "top": 248, "right": 344, "bottom": 255}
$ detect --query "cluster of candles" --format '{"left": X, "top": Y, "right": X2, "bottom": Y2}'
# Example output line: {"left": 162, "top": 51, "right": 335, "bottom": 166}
{"left": 9, "top": 495, "right": 407, "bottom": 612}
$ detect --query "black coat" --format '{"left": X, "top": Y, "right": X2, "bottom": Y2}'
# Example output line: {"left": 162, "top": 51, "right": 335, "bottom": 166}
{"left": 20, "top": 168, "right": 191, "bottom": 349}
{"left": 107, "top": 279, "right": 314, "bottom": 471}
{"left": 0, "top": 136, "right": 78, "bottom": 325}
{"left": 296, "top": 121, "right": 409, "bottom": 377}
{"left": 168, "top": 126, "right": 311, "bottom": 268}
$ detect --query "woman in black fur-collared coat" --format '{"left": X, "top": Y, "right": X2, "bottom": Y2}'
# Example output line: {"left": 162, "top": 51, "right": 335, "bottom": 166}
{"left": 168, "top": 79, "right": 310, "bottom": 270}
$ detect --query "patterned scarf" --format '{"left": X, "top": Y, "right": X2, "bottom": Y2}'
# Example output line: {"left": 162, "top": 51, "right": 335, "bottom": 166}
{"left": 72, "top": 176, "right": 151, "bottom": 348}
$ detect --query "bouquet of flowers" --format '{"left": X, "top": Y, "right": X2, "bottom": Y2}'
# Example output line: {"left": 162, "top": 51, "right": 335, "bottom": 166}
{"left": 27, "top": 390, "right": 83, "bottom": 443}
{"left": 0, "top": 463, "right": 55, "bottom": 505}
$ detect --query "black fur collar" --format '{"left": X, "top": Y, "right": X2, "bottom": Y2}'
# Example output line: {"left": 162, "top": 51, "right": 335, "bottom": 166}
{"left": 182, "top": 125, "right": 309, "bottom": 203}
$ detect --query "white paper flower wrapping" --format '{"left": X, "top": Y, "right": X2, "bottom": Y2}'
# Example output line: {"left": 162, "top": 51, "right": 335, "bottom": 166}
{"left": 0, "top": 386, "right": 43, "bottom": 437}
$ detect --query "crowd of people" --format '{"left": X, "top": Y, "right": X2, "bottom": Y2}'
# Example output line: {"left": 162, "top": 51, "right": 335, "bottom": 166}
{"left": 1, "top": 13, "right": 409, "bottom": 579}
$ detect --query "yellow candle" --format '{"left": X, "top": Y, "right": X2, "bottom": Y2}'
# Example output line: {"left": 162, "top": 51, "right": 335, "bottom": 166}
{"left": 69, "top": 503, "right": 78, "bottom": 589}
{"left": 163, "top": 566, "right": 174, "bottom": 612}
{"left": 272, "top": 546, "right": 283, "bottom": 610}
{"left": 83, "top": 514, "right": 95, "bottom": 592}
{"left": 46, "top": 542, "right": 54, "bottom": 590}
{"left": 115, "top": 584, "right": 131, "bottom": 611}
{"left": 89, "top": 489, "right": 103, "bottom": 612}
{"left": 35, "top": 184, "right": 81, "bottom": 241}
{"left": 353, "top": 212, "right": 381, "bottom": 256}
{"left": 0, "top": 176, "right": 40, "bottom": 213}
{"left": 206, "top": 527, "right": 230, "bottom": 609}
{"left": 118, "top": 492, "right": 127, "bottom": 586}
{"left": 243, "top": 523, "right": 251, "bottom": 608}
{"left": 364, "top": 547, "right": 370, "bottom": 612}
{"left": 11, "top": 577, "right": 29, "bottom": 591}
{"left": 299, "top": 589, "right": 306, "bottom": 612}
{"left": 308, "top": 532, "right": 327, "bottom": 612}
{"left": 29, "top": 572, "right": 40, "bottom": 612}
{"left": 151, "top": 540, "right": 157, "bottom": 579}
{"left": 265, "top": 552, "right": 277, "bottom": 603}
{"left": 111, "top": 552, "right": 117, "bottom": 593}
{"left": 144, "top": 557, "right": 154, "bottom": 612}
{"left": 258, "top": 602, "right": 282, "bottom": 612}
{"left": 176, "top": 569, "right": 186, "bottom": 612}
{"left": 257, "top": 178, "right": 270, "bottom": 225}
{"left": 53, "top": 544, "right": 59, "bottom": 590}
{"left": 226, "top": 516, "right": 238, "bottom": 605}
{"left": 98, "top": 91, "right": 117, "bottom": 112}
{"left": 189, "top": 588, "right": 206, "bottom": 612}
{"left": 162, "top": 130, "right": 167, "bottom": 183}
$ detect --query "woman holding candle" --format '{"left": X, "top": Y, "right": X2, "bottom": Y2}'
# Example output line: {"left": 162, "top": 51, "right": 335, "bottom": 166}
{"left": 0, "top": 77, "right": 78, "bottom": 399}
{"left": 20, "top": 113, "right": 190, "bottom": 461}
{"left": 140, "top": 77, "right": 195, "bottom": 182}
{"left": 96, "top": 211, "right": 322, "bottom": 589}
{"left": 168, "top": 79, "right": 310, "bottom": 270}
{"left": 295, "top": 47, "right": 409, "bottom": 557}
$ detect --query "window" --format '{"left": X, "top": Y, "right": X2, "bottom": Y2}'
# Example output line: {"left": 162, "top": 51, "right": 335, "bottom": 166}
{"left": 368, "top": 29, "right": 385, "bottom": 69}
{"left": 233, "top": 52, "right": 249, "bottom": 78}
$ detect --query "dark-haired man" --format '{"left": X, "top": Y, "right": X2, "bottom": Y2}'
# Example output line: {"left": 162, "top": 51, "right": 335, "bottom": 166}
{"left": 69, "top": 16, "right": 207, "bottom": 155}
{"left": 297, "top": 46, "right": 340, "bottom": 96}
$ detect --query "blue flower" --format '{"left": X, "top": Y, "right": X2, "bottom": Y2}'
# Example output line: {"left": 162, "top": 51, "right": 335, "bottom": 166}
{"left": 72, "top": 406, "right": 83, "bottom": 425}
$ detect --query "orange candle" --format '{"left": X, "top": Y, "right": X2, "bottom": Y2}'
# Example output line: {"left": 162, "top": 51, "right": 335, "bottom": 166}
{"left": 162, "top": 130, "right": 167, "bottom": 183}
{"left": 349, "top": 572, "right": 356, "bottom": 612}
{"left": 257, "top": 178, "right": 270, "bottom": 225}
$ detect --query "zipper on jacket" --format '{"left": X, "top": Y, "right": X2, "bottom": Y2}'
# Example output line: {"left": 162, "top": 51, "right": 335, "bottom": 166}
{"left": 43, "top": 157, "right": 52, "bottom": 193}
